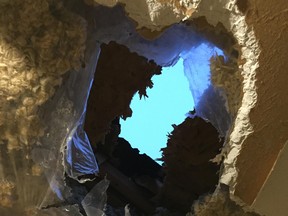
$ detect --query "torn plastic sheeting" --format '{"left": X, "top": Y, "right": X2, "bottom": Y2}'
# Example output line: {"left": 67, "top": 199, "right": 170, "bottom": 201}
{"left": 34, "top": 46, "right": 101, "bottom": 204}
{"left": 181, "top": 43, "right": 231, "bottom": 136}
{"left": 81, "top": 178, "right": 110, "bottom": 216}
{"left": 193, "top": 85, "right": 231, "bottom": 136}
{"left": 65, "top": 114, "right": 99, "bottom": 181}
{"left": 62, "top": 45, "right": 101, "bottom": 181}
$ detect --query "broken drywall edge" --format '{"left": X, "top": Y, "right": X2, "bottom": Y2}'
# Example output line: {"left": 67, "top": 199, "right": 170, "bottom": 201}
{"left": 191, "top": 0, "right": 260, "bottom": 195}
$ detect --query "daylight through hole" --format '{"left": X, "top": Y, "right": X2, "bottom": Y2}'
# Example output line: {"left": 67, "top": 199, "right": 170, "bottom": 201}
{"left": 119, "top": 42, "right": 224, "bottom": 163}
{"left": 119, "top": 58, "right": 193, "bottom": 162}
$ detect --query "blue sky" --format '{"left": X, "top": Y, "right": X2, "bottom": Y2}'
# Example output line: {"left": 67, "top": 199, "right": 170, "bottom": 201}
{"left": 119, "top": 58, "right": 194, "bottom": 161}
{"left": 118, "top": 42, "right": 224, "bottom": 162}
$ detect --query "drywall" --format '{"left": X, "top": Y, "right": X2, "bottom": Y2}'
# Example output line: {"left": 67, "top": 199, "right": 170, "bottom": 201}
{"left": 252, "top": 141, "right": 288, "bottom": 216}
{"left": 233, "top": 0, "right": 288, "bottom": 205}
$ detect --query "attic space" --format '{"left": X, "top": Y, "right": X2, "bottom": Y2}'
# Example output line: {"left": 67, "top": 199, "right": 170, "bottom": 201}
{"left": 3, "top": 0, "right": 283, "bottom": 216}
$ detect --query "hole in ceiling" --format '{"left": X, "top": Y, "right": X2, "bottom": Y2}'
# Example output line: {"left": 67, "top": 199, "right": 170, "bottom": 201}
{"left": 119, "top": 58, "right": 194, "bottom": 162}
{"left": 119, "top": 42, "right": 224, "bottom": 163}
{"left": 81, "top": 6, "right": 238, "bottom": 213}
